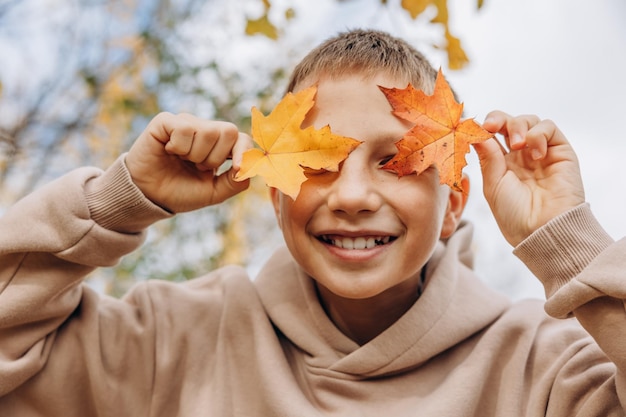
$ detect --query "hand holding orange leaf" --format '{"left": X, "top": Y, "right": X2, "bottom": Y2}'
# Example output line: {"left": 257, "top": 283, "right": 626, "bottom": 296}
{"left": 235, "top": 86, "right": 361, "bottom": 200}
{"left": 379, "top": 69, "right": 492, "bottom": 192}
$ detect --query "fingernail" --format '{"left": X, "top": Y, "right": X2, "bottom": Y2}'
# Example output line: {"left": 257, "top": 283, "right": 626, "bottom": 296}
{"left": 510, "top": 133, "right": 523, "bottom": 147}
{"left": 531, "top": 148, "right": 543, "bottom": 160}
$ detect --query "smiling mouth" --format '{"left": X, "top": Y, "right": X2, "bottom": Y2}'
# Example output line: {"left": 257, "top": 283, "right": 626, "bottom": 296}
{"left": 317, "top": 235, "right": 396, "bottom": 250}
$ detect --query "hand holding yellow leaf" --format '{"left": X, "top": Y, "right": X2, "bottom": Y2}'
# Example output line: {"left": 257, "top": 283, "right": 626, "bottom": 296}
{"left": 235, "top": 86, "right": 361, "bottom": 199}
{"left": 379, "top": 69, "right": 492, "bottom": 192}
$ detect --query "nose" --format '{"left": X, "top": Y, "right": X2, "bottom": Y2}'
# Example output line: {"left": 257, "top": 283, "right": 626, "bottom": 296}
{"left": 326, "top": 156, "right": 383, "bottom": 215}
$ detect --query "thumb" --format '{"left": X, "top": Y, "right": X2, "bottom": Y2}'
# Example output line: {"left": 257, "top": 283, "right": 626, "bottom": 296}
{"left": 472, "top": 138, "right": 506, "bottom": 196}
{"left": 210, "top": 168, "right": 250, "bottom": 204}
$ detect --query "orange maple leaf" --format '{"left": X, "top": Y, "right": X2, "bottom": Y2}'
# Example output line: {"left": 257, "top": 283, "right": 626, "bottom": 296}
{"left": 235, "top": 86, "right": 361, "bottom": 200}
{"left": 379, "top": 69, "right": 492, "bottom": 192}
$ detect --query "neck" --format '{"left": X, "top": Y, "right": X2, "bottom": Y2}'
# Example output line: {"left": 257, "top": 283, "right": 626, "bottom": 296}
{"left": 316, "top": 269, "right": 425, "bottom": 345}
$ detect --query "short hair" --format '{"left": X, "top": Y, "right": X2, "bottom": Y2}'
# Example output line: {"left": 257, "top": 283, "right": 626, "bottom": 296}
{"left": 285, "top": 29, "right": 439, "bottom": 94}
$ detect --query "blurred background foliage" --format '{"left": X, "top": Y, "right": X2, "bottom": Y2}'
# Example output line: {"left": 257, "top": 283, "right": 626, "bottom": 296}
{"left": 0, "top": 0, "right": 482, "bottom": 296}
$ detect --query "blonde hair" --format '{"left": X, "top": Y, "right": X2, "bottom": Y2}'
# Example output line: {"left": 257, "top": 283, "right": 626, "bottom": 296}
{"left": 286, "top": 29, "right": 439, "bottom": 94}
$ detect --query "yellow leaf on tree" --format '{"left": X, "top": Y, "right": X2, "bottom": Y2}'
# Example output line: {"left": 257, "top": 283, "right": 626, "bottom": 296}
{"left": 430, "top": 0, "right": 449, "bottom": 25}
{"left": 400, "top": 0, "right": 430, "bottom": 19}
{"left": 445, "top": 30, "right": 469, "bottom": 70}
{"left": 235, "top": 86, "right": 362, "bottom": 200}
{"left": 245, "top": 13, "right": 278, "bottom": 40}
{"left": 379, "top": 69, "right": 492, "bottom": 193}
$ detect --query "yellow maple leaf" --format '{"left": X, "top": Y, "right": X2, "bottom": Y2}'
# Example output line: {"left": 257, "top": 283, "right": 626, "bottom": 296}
{"left": 235, "top": 86, "right": 362, "bottom": 199}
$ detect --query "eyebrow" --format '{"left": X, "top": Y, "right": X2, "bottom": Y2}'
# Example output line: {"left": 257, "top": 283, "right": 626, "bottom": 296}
{"left": 375, "top": 133, "right": 404, "bottom": 145}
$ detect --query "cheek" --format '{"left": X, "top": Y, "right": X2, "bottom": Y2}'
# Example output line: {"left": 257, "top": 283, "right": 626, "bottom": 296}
{"left": 392, "top": 183, "right": 449, "bottom": 232}
{"left": 278, "top": 196, "right": 313, "bottom": 241}
{"left": 286, "top": 180, "right": 327, "bottom": 224}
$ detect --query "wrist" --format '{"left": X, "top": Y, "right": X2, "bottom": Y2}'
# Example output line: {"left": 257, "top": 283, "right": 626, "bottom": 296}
{"left": 513, "top": 203, "right": 613, "bottom": 298}
{"left": 85, "top": 154, "right": 173, "bottom": 233}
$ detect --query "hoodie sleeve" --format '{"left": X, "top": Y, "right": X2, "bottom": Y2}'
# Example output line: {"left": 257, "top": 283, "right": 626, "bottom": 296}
{"left": 0, "top": 155, "right": 171, "bottom": 401}
{"left": 514, "top": 203, "right": 626, "bottom": 411}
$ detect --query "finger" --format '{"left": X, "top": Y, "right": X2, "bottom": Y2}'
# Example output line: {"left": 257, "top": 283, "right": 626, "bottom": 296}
{"left": 482, "top": 110, "right": 509, "bottom": 134}
{"left": 145, "top": 112, "right": 177, "bottom": 145}
{"left": 163, "top": 113, "right": 198, "bottom": 157}
{"left": 472, "top": 137, "right": 507, "bottom": 197}
{"left": 211, "top": 169, "right": 251, "bottom": 204}
{"left": 524, "top": 119, "right": 563, "bottom": 160}
{"left": 190, "top": 121, "right": 239, "bottom": 169}
{"left": 484, "top": 112, "right": 543, "bottom": 151}
{"left": 231, "top": 132, "right": 254, "bottom": 170}
{"left": 505, "top": 114, "right": 541, "bottom": 151}
{"left": 483, "top": 111, "right": 523, "bottom": 150}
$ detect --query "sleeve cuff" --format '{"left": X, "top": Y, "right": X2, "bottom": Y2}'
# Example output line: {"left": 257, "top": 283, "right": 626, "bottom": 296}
{"left": 513, "top": 203, "right": 614, "bottom": 300}
{"left": 84, "top": 154, "right": 172, "bottom": 233}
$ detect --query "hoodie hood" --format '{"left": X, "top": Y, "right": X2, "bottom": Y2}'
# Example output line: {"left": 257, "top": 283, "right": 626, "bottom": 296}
{"left": 254, "top": 221, "right": 511, "bottom": 378}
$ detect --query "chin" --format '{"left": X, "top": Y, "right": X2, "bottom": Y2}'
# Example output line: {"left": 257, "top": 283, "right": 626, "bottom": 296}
{"left": 316, "top": 280, "right": 388, "bottom": 301}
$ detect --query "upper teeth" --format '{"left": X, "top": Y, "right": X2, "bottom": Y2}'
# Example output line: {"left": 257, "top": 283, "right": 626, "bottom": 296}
{"left": 322, "top": 235, "right": 391, "bottom": 250}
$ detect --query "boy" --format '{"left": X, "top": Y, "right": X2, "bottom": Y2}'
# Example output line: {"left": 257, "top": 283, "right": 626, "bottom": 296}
{"left": 1, "top": 29, "right": 624, "bottom": 416}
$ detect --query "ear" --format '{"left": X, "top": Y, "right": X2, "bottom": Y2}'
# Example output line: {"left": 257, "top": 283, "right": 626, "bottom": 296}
{"left": 440, "top": 175, "right": 470, "bottom": 239}
{"left": 269, "top": 187, "right": 283, "bottom": 230}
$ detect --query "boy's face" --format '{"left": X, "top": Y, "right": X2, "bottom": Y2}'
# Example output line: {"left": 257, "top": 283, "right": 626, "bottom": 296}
{"left": 270, "top": 73, "right": 466, "bottom": 302}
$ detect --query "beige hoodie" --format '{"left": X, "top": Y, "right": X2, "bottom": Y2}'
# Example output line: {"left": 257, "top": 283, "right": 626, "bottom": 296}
{"left": 0, "top": 156, "right": 625, "bottom": 416}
